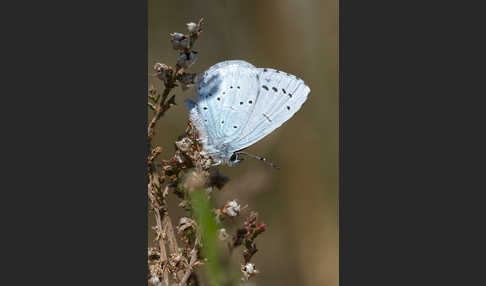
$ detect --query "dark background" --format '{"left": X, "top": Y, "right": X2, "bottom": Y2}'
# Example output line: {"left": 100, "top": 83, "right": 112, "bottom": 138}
{"left": 148, "top": 0, "right": 338, "bottom": 285}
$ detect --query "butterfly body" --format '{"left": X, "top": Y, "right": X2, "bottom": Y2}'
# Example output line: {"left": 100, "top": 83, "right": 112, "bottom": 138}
{"left": 185, "top": 60, "right": 310, "bottom": 166}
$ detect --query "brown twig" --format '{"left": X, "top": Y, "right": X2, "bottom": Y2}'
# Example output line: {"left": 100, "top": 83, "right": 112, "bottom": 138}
{"left": 147, "top": 86, "right": 176, "bottom": 146}
{"left": 179, "top": 234, "right": 201, "bottom": 286}
{"left": 163, "top": 213, "right": 179, "bottom": 255}
{"left": 147, "top": 18, "right": 203, "bottom": 147}
{"left": 148, "top": 18, "right": 205, "bottom": 286}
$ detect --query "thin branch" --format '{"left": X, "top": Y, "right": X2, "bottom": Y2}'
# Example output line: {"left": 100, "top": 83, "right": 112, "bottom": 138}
{"left": 179, "top": 236, "right": 201, "bottom": 286}
{"left": 163, "top": 212, "right": 179, "bottom": 255}
{"left": 147, "top": 86, "right": 175, "bottom": 146}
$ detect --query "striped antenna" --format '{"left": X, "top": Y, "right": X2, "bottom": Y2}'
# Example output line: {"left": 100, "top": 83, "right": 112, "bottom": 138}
{"left": 237, "top": 151, "right": 280, "bottom": 169}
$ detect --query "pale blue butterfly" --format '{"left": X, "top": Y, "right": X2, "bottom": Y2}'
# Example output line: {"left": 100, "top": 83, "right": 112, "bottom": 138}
{"left": 185, "top": 60, "right": 310, "bottom": 167}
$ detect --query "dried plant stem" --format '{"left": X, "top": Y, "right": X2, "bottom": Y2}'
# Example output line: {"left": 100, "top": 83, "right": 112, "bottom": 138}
{"left": 148, "top": 85, "right": 175, "bottom": 145}
{"left": 179, "top": 236, "right": 201, "bottom": 286}
{"left": 148, "top": 166, "right": 178, "bottom": 285}
{"left": 154, "top": 209, "right": 168, "bottom": 262}
{"left": 163, "top": 214, "right": 179, "bottom": 254}
{"left": 154, "top": 208, "right": 170, "bottom": 285}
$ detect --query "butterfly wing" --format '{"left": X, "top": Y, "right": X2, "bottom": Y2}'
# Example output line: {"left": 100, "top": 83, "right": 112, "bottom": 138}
{"left": 228, "top": 68, "right": 310, "bottom": 152}
{"left": 185, "top": 60, "right": 261, "bottom": 160}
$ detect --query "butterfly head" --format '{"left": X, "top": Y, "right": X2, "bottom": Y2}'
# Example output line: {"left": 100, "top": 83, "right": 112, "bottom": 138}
{"left": 227, "top": 152, "right": 243, "bottom": 166}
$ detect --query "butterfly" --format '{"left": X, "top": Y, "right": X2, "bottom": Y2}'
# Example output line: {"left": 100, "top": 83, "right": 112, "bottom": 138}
{"left": 185, "top": 60, "right": 310, "bottom": 167}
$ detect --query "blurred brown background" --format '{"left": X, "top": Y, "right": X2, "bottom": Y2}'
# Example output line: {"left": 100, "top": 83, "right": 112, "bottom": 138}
{"left": 148, "top": 0, "right": 338, "bottom": 285}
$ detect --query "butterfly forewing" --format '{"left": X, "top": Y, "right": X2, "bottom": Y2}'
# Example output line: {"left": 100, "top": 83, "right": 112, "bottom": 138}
{"left": 194, "top": 60, "right": 260, "bottom": 148}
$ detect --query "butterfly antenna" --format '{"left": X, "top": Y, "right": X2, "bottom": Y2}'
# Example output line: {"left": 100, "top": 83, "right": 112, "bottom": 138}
{"left": 237, "top": 152, "right": 280, "bottom": 169}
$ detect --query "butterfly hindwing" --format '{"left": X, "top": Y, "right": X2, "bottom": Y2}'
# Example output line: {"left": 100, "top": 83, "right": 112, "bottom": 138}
{"left": 229, "top": 68, "right": 310, "bottom": 151}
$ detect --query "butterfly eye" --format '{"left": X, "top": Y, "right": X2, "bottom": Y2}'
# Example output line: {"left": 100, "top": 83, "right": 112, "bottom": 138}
{"left": 230, "top": 153, "right": 237, "bottom": 162}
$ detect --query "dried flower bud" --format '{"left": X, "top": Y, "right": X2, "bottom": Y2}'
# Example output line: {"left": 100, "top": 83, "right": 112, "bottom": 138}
{"left": 149, "top": 85, "right": 156, "bottom": 96}
{"left": 170, "top": 32, "right": 185, "bottom": 40}
{"left": 255, "top": 222, "right": 267, "bottom": 234}
{"left": 175, "top": 137, "right": 193, "bottom": 152}
{"left": 154, "top": 63, "right": 172, "bottom": 83}
{"left": 174, "top": 154, "right": 184, "bottom": 164}
{"left": 177, "top": 51, "right": 197, "bottom": 69}
{"left": 153, "top": 62, "right": 167, "bottom": 72}
{"left": 223, "top": 200, "right": 241, "bottom": 217}
{"left": 179, "top": 38, "right": 190, "bottom": 49}
{"left": 169, "top": 32, "right": 189, "bottom": 50}
{"left": 177, "top": 217, "right": 196, "bottom": 233}
{"left": 149, "top": 276, "right": 161, "bottom": 286}
{"left": 177, "top": 72, "right": 197, "bottom": 90}
{"left": 186, "top": 22, "right": 198, "bottom": 33}
{"left": 169, "top": 253, "right": 184, "bottom": 267}
{"left": 241, "top": 263, "right": 259, "bottom": 280}
{"left": 148, "top": 247, "right": 160, "bottom": 261}
{"left": 162, "top": 164, "right": 172, "bottom": 172}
